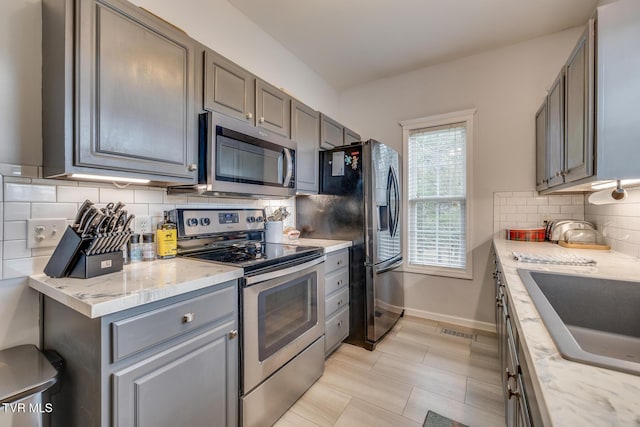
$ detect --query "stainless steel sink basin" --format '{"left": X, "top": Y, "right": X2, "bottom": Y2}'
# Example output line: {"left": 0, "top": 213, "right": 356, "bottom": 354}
{"left": 517, "top": 269, "right": 640, "bottom": 376}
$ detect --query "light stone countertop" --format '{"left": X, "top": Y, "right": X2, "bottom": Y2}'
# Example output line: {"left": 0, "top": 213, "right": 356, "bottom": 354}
{"left": 286, "top": 238, "right": 352, "bottom": 254}
{"left": 29, "top": 258, "right": 243, "bottom": 319}
{"left": 493, "top": 238, "right": 640, "bottom": 426}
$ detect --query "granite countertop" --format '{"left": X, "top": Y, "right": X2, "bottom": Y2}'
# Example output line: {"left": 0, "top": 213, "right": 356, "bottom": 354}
{"left": 492, "top": 238, "right": 640, "bottom": 426}
{"left": 29, "top": 258, "right": 243, "bottom": 319}
{"left": 286, "top": 238, "right": 352, "bottom": 254}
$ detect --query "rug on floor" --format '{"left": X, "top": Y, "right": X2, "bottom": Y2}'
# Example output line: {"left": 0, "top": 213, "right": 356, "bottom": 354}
{"left": 423, "top": 410, "right": 468, "bottom": 427}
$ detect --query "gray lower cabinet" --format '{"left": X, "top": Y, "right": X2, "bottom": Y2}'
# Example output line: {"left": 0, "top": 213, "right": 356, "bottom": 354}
{"left": 324, "top": 249, "right": 350, "bottom": 356}
{"left": 320, "top": 114, "right": 345, "bottom": 149}
{"left": 204, "top": 49, "right": 256, "bottom": 123}
{"left": 291, "top": 100, "right": 320, "bottom": 193}
{"left": 43, "top": 281, "right": 238, "bottom": 427}
{"left": 492, "top": 247, "right": 542, "bottom": 427}
{"left": 256, "top": 79, "right": 291, "bottom": 138}
{"left": 42, "top": 0, "right": 198, "bottom": 183}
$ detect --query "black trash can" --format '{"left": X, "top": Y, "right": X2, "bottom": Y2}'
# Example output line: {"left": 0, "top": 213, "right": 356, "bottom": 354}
{"left": 0, "top": 345, "right": 62, "bottom": 427}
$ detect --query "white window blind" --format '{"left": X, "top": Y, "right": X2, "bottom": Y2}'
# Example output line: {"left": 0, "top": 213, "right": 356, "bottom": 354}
{"left": 407, "top": 122, "right": 467, "bottom": 269}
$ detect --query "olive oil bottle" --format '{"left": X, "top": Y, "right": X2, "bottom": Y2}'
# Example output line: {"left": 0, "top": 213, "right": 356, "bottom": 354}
{"left": 156, "top": 211, "right": 177, "bottom": 259}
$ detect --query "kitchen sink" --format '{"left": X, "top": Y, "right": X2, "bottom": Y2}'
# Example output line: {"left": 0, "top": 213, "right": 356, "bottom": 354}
{"left": 517, "top": 269, "right": 640, "bottom": 376}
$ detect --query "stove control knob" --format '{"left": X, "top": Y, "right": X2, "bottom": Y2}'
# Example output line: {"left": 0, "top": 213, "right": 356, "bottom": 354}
{"left": 247, "top": 216, "right": 255, "bottom": 223}
{"left": 200, "top": 217, "right": 211, "bottom": 226}
{"left": 256, "top": 216, "right": 264, "bottom": 223}
{"left": 186, "top": 218, "right": 199, "bottom": 227}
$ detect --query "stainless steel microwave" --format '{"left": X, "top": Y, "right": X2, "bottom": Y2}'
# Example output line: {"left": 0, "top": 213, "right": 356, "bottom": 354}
{"left": 169, "top": 111, "right": 296, "bottom": 198}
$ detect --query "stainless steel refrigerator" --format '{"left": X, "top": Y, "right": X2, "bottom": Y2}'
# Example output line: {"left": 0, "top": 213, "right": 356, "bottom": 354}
{"left": 296, "top": 140, "right": 404, "bottom": 350}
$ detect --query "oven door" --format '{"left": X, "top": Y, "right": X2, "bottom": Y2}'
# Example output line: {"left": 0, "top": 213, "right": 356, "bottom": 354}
{"left": 242, "top": 257, "right": 325, "bottom": 394}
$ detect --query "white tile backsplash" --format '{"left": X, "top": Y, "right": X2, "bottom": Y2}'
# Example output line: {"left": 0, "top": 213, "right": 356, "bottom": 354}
{"left": 4, "top": 183, "right": 56, "bottom": 202}
{"left": 4, "top": 203, "right": 31, "bottom": 221}
{"left": 31, "top": 202, "right": 79, "bottom": 219}
{"left": 0, "top": 176, "right": 293, "bottom": 279}
{"left": 56, "top": 185, "right": 100, "bottom": 203}
{"left": 494, "top": 191, "right": 585, "bottom": 236}
{"left": 585, "top": 187, "right": 640, "bottom": 258}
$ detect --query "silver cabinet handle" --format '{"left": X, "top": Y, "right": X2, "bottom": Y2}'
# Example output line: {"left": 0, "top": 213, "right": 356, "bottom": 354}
{"left": 337, "top": 259, "right": 343, "bottom": 266}
{"left": 259, "top": 117, "right": 265, "bottom": 123}
{"left": 507, "top": 383, "right": 520, "bottom": 400}
{"left": 187, "top": 163, "right": 198, "bottom": 171}
{"left": 182, "top": 313, "right": 195, "bottom": 323}
{"left": 337, "top": 321, "right": 343, "bottom": 327}
{"left": 228, "top": 330, "right": 238, "bottom": 340}
{"left": 505, "top": 367, "right": 516, "bottom": 381}
{"left": 246, "top": 112, "right": 253, "bottom": 120}
{"left": 337, "top": 299, "right": 343, "bottom": 306}
{"left": 337, "top": 279, "right": 343, "bottom": 286}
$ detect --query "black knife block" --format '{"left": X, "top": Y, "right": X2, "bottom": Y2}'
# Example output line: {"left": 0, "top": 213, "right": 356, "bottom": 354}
{"left": 44, "top": 226, "right": 126, "bottom": 279}
{"left": 67, "top": 251, "right": 124, "bottom": 279}
{"left": 43, "top": 226, "right": 92, "bottom": 278}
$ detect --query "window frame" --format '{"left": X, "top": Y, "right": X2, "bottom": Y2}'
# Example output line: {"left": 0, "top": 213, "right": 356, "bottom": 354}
{"left": 400, "top": 109, "right": 475, "bottom": 279}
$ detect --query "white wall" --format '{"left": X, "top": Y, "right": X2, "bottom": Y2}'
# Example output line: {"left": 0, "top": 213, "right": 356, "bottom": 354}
{"left": 339, "top": 28, "right": 584, "bottom": 328}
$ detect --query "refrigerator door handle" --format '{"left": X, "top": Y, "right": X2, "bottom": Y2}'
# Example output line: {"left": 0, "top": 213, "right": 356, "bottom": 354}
{"left": 374, "top": 257, "right": 403, "bottom": 275}
{"left": 386, "top": 167, "right": 400, "bottom": 238}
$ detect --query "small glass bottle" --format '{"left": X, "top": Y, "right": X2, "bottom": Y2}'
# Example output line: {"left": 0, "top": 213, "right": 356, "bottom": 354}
{"left": 142, "top": 233, "right": 156, "bottom": 261}
{"left": 128, "top": 234, "right": 143, "bottom": 263}
{"left": 156, "top": 211, "right": 177, "bottom": 259}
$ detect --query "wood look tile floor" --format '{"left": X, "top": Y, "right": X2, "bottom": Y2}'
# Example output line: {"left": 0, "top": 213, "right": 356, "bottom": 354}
{"left": 275, "top": 316, "right": 505, "bottom": 427}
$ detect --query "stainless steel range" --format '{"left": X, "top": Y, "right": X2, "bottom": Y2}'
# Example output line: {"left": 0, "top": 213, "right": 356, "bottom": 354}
{"left": 169, "top": 208, "right": 325, "bottom": 427}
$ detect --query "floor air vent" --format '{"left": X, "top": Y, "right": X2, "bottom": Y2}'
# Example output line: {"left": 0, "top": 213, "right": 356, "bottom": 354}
{"left": 440, "top": 328, "right": 477, "bottom": 341}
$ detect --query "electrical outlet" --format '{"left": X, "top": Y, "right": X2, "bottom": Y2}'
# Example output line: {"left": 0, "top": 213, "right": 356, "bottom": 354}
{"left": 134, "top": 216, "right": 152, "bottom": 234}
{"left": 27, "top": 218, "right": 68, "bottom": 248}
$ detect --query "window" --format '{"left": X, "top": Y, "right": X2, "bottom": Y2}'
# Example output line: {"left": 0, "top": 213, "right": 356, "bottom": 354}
{"left": 400, "top": 109, "right": 474, "bottom": 279}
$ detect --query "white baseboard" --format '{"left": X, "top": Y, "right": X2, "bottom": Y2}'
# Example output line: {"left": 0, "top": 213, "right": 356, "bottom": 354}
{"left": 403, "top": 307, "right": 496, "bottom": 333}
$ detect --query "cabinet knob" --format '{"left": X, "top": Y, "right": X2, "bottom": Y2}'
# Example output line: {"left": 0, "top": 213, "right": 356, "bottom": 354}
{"left": 337, "top": 299, "right": 343, "bottom": 306}
{"left": 337, "top": 280, "right": 343, "bottom": 286}
{"left": 182, "top": 312, "right": 195, "bottom": 323}
{"left": 259, "top": 117, "right": 265, "bottom": 124}
{"left": 228, "top": 330, "right": 238, "bottom": 340}
{"left": 337, "top": 260, "right": 343, "bottom": 266}
{"left": 187, "top": 163, "right": 198, "bottom": 171}
{"left": 337, "top": 321, "right": 343, "bottom": 327}
{"left": 505, "top": 367, "right": 517, "bottom": 381}
{"left": 246, "top": 112, "right": 253, "bottom": 120}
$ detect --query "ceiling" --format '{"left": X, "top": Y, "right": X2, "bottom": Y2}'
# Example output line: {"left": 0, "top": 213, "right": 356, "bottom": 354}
{"left": 228, "top": 0, "right": 599, "bottom": 91}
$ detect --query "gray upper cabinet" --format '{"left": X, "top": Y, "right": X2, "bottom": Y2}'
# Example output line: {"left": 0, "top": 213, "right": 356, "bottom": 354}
{"left": 546, "top": 71, "right": 565, "bottom": 188}
{"left": 291, "top": 100, "right": 320, "bottom": 193}
{"left": 537, "top": 1, "right": 640, "bottom": 193}
{"left": 203, "top": 49, "right": 255, "bottom": 123}
{"left": 535, "top": 102, "right": 548, "bottom": 191}
{"left": 42, "top": 0, "right": 198, "bottom": 183}
{"left": 564, "top": 20, "right": 594, "bottom": 184}
{"left": 344, "top": 127, "right": 361, "bottom": 145}
{"left": 320, "top": 114, "right": 344, "bottom": 149}
{"left": 256, "top": 79, "right": 291, "bottom": 138}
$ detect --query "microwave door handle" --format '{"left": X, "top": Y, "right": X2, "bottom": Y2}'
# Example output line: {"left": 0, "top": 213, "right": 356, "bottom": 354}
{"left": 283, "top": 148, "right": 293, "bottom": 187}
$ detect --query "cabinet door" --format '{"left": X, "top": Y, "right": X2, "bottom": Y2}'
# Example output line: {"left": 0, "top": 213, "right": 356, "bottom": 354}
{"left": 76, "top": 0, "right": 197, "bottom": 180}
{"left": 344, "top": 127, "right": 361, "bottom": 144}
{"left": 291, "top": 100, "right": 320, "bottom": 193}
{"left": 256, "top": 79, "right": 291, "bottom": 138}
{"left": 113, "top": 321, "right": 238, "bottom": 427}
{"left": 546, "top": 71, "right": 565, "bottom": 187}
{"left": 535, "top": 102, "right": 548, "bottom": 191}
{"left": 204, "top": 49, "right": 256, "bottom": 123}
{"left": 564, "top": 20, "right": 594, "bottom": 184}
{"left": 320, "top": 114, "right": 344, "bottom": 149}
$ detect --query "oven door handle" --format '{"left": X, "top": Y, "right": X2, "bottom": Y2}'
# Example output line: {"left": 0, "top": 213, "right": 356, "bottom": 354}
{"left": 282, "top": 148, "right": 293, "bottom": 188}
{"left": 245, "top": 256, "right": 325, "bottom": 285}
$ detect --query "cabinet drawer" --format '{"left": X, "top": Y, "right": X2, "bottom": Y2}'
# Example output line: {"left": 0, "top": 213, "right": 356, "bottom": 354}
{"left": 325, "top": 268, "right": 349, "bottom": 296}
{"left": 111, "top": 284, "right": 236, "bottom": 362}
{"left": 326, "top": 287, "right": 349, "bottom": 319}
{"left": 325, "top": 250, "right": 349, "bottom": 274}
{"left": 325, "top": 307, "right": 349, "bottom": 355}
